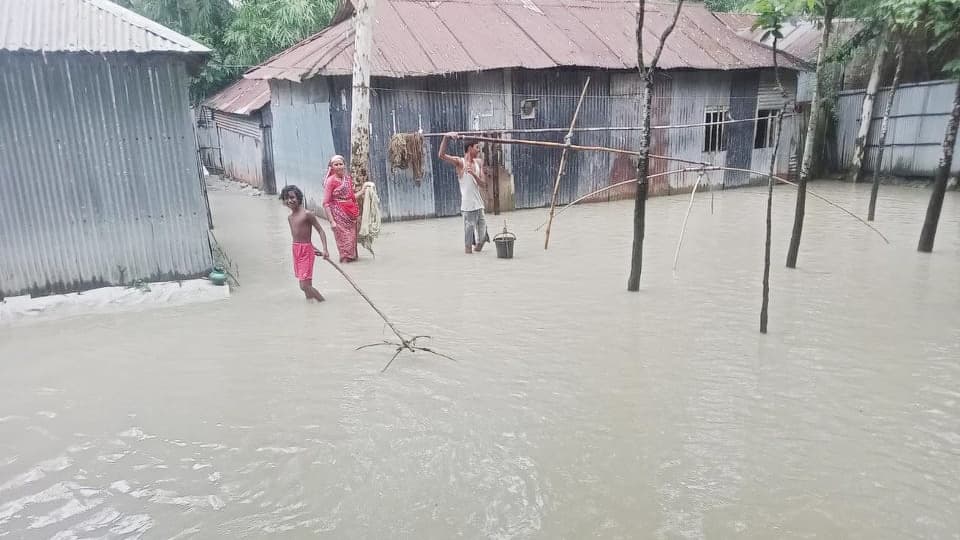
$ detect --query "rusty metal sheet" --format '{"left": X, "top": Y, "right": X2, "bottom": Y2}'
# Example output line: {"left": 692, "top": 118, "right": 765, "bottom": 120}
{"left": 434, "top": 2, "right": 555, "bottom": 71}
{"left": 377, "top": 1, "right": 475, "bottom": 74}
{"left": 245, "top": 0, "right": 806, "bottom": 82}
{"left": 369, "top": 0, "right": 440, "bottom": 76}
{"left": 534, "top": 5, "right": 632, "bottom": 68}
{"left": 204, "top": 78, "right": 270, "bottom": 116}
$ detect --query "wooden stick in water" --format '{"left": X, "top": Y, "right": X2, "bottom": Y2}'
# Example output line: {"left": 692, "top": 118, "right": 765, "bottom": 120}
{"left": 324, "top": 258, "right": 456, "bottom": 372}
{"left": 544, "top": 77, "right": 591, "bottom": 250}
{"left": 673, "top": 170, "right": 705, "bottom": 272}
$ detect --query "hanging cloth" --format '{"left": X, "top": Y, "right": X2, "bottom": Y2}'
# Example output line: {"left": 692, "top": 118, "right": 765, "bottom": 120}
{"left": 359, "top": 182, "right": 381, "bottom": 256}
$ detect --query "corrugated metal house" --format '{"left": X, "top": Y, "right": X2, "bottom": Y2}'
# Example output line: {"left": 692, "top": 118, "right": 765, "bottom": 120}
{"left": 0, "top": 0, "right": 214, "bottom": 298}
{"left": 246, "top": 0, "right": 807, "bottom": 221}
{"left": 201, "top": 78, "right": 277, "bottom": 193}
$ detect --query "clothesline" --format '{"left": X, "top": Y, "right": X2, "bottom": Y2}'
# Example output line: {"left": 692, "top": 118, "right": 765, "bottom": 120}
{"left": 407, "top": 112, "right": 795, "bottom": 137}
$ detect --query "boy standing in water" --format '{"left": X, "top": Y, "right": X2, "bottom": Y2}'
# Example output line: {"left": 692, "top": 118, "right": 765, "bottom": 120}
{"left": 280, "top": 185, "right": 330, "bottom": 302}
{"left": 438, "top": 132, "right": 488, "bottom": 254}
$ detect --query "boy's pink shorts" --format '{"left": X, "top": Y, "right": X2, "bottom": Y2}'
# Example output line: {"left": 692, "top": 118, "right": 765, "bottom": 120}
{"left": 292, "top": 243, "right": 315, "bottom": 280}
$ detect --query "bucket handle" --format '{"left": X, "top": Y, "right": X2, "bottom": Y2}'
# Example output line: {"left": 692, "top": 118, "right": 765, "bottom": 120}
{"left": 493, "top": 231, "right": 516, "bottom": 241}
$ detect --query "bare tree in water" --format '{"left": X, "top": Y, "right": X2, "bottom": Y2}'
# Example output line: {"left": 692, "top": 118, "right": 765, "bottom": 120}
{"left": 752, "top": 0, "right": 791, "bottom": 333}
{"left": 916, "top": 0, "right": 960, "bottom": 252}
{"left": 628, "top": 0, "right": 684, "bottom": 291}
{"left": 786, "top": 0, "right": 839, "bottom": 269}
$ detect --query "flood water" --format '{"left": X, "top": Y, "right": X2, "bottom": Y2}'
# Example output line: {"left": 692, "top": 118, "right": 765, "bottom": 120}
{"left": 1, "top": 181, "right": 958, "bottom": 539}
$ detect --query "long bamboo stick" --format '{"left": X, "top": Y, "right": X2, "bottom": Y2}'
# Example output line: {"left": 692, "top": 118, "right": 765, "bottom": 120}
{"left": 442, "top": 134, "right": 713, "bottom": 166}
{"left": 544, "top": 77, "right": 591, "bottom": 250}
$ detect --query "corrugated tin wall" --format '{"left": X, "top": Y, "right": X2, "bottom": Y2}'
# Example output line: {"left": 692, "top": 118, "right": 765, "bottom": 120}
{"left": 270, "top": 68, "right": 801, "bottom": 222}
{"left": 195, "top": 106, "right": 223, "bottom": 173}
{"left": 214, "top": 110, "right": 267, "bottom": 190}
{"left": 0, "top": 52, "right": 212, "bottom": 298}
{"left": 270, "top": 79, "right": 338, "bottom": 209}
{"left": 835, "top": 80, "right": 960, "bottom": 176}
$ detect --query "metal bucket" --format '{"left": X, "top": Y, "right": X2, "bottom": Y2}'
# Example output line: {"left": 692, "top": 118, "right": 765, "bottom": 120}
{"left": 493, "top": 231, "right": 515, "bottom": 259}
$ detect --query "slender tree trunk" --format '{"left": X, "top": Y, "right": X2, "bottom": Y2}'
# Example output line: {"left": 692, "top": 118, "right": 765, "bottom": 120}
{"left": 628, "top": 76, "right": 654, "bottom": 291}
{"left": 868, "top": 41, "right": 904, "bottom": 221}
{"left": 349, "top": 0, "right": 375, "bottom": 188}
{"left": 628, "top": 0, "right": 683, "bottom": 291}
{"left": 918, "top": 81, "right": 960, "bottom": 252}
{"left": 786, "top": 0, "right": 835, "bottom": 268}
{"left": 851, "top": 41, "right": 888, "bottom": 183}
{"left": 761, "top": 36, "right": 787, "bottom": 334}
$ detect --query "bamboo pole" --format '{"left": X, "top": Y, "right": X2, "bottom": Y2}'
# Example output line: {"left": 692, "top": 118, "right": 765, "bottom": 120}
{"left": 544, "top": 77, "right": 591, "bottom": 250}
{"left": 672, "top": 170, "right": 705, "bottom": 272}
{"left": 324, "top": 258, "right": 456, "bottom": 372}
{"left": 441, "top": 133, "right": 712, "bottom": 166}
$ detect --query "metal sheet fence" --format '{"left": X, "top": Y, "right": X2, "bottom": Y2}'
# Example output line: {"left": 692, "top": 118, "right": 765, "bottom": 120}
{"left": 835, "top": 80, "right": 960, "bottom": 176}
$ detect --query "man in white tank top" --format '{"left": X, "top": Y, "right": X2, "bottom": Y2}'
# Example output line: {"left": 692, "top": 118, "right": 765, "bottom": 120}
{"left": 439, "top": 132, "right": 489, "bottom": 254}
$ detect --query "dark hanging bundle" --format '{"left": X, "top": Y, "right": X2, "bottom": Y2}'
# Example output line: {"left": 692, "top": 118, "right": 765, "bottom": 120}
{"left": 387, "top": 132, "right": 425, "bottom": 182}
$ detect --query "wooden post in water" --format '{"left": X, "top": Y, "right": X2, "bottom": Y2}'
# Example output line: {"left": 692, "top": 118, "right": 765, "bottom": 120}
{"left": 349, "top": 0, "right": 375, "bottom": 188}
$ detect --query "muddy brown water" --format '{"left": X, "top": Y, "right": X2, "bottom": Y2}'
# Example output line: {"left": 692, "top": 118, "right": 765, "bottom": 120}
{"left": 1, "top": 182, "right": 958, "bottom": 539}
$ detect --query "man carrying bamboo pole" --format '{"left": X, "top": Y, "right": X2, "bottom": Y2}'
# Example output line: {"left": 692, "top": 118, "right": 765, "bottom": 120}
{"left": 439, "top": 132, "right": 489, "bottom": 254}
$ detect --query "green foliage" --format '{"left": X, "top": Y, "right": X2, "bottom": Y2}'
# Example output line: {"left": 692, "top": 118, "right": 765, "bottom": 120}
{"left": 702, "top": 0, "right": 752, "bottom": 11}
{"left": 115, "top": 0, "right": 339, "bottom": 102}
{"left": 224, "top": 0, "right": 338, "bottom": 68}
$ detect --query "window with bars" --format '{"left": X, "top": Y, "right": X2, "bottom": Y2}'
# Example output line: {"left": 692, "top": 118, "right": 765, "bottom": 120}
{"left": 754, "top": 109, "right": 780, "bottom": 149}
{"left": 703, "top": 107, "right": 727, "bottom": 152}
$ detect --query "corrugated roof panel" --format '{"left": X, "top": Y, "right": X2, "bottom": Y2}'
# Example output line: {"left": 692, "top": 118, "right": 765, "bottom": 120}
{"left": 204, "top": 78, "right": 270, "bottom": 115}
{"left": 0, "top": 0, "right": 209, "bottom": 54}
{"left": 639, "top": 6, "right": 700, "bottom": 69}
{"left": 497, "top": 5, "right": 573, "bottom": 67}
{"left": 391, "top": 1, "right": 484, "bottom": 73}
{"left": 436, "top": 3, "right": 555, "bottom": 71}
{"left": 533, "top": 5, "right": 630, "bottom": 68}
{"left": 245, "top": 0, "right": 805, "bottom": 81}
{"left": 370, "top": 0, "right": 439, "bottom": 76}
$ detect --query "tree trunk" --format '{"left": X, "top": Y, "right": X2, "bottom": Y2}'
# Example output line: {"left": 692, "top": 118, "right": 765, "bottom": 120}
{"left": 851, "top": 41, "right": 888, "bottom": 183}
{"left": 627, "top": 0, "right": 682, "bottom": 291}
{"left": 868, "top": 41, "right": 904, "bottom": 222}
{"left": 917, "top": 81, "right": 960, "bottom": 252}
{"left": 786, "top": 0, "right": 835, "bottom": 269}
{"left": 349, "top": 0, "right": 375, "bottom": 188}
{"left": 628, "top": 75, "right": 654, "bottom": 291}
{"left": 761, "top": 36, "right": 787, "bottom": 334}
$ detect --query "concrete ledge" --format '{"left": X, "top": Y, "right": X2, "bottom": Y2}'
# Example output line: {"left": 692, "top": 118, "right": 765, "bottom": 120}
{"left": 0, "top": 279, "right": 230, "bottom": 327}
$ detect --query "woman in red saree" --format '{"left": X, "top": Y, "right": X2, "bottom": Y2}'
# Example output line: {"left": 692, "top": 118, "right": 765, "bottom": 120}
{"left": 323, "top": 155, "right": 364, "bottom": 263}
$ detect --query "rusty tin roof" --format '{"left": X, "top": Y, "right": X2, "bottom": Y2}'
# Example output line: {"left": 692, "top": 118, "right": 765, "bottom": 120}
{"left": 204, "top": 78, "right": 271, "bottom": 115}
{"left": 246, "top": 0, "right": 805, "bottom": 81}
